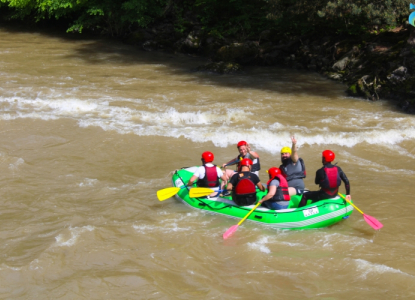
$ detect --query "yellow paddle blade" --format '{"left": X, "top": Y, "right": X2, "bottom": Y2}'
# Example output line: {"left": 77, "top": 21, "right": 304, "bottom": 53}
{"left": 157, "top": 187, "right": 181, "bottom": 201}
{"left": 189, "top": 187, "right": 216, "bottom": 198}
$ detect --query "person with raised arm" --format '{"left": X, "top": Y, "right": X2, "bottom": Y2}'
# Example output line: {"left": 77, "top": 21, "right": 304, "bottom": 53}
{"left": 279, "top": 136, "right": 306, "bottom": 191}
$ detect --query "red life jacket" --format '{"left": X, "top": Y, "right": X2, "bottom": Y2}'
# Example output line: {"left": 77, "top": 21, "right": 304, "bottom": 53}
{"left": 232, "top": 172, "right": 257, "bottom": 206}
{"left": 321, "top": 166, "right": 341, "bottom": 196}
{"left": 197, "top": 165, "right": 220, "bottom": 188}
{"left": 267, "top": 174, "right": 290, "bottom": 201}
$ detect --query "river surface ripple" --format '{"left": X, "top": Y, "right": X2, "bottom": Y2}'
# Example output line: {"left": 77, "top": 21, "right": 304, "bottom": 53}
{"left": 1, "top": 27, "right": 415, "bottom": 299}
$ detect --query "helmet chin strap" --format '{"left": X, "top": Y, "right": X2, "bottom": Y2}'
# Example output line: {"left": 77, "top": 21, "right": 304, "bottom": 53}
{"left": 322, "top": 158, "right": 336, "bottom": 165}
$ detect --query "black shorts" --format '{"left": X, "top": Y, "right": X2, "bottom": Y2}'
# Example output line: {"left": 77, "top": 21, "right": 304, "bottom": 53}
{"left": 303, "top": 191, "right": 334, "bottom": 202}
{"left": 298, "top": 190, "right": 336, "bottom": 207}
{"left": 232, "top": 193, "right": 256, "bottom": 206}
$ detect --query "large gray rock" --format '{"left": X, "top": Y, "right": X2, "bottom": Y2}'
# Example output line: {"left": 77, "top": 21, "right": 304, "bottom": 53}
{"left": 332, "top": 45, "right": 361, "bottom": 71}
{"left": 387, "top": 66, "right": 408, "bottom": 83}
{"left": 142, "top": 40, "right": 158, "bottom": 51}
{"left": 392, "top": 66, "right": 407, "bottom": 76}
{"left": 183, "top": 32, "right": 201, "bottom": 49}
{"left": 328, "top": 73, "right": 343, "bottom": 80}
{"left": 215, "top": 42, "right": 259, "bottom": 63}
{"left": 332, "top": 53, "right": 351, "bottom": 71}
{"left": 196, "top": 61, "right": 242, "bottom": 74}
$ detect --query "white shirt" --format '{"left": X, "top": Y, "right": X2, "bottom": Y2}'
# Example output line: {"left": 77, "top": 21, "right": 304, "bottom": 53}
{"left": 193, "top": 163, "right": 223, "bottom": 180}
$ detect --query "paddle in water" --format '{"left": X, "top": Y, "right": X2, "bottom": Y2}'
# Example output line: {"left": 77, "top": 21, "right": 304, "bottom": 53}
{"left": 223, "top": 201, "right": 262, "bottom": 239}
{"left": 338, "top": 193, "right": 383, "bottom": 230}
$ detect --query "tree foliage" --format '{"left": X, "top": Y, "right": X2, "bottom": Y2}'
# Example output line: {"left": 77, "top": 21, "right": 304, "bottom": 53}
{"left": 317, "top": 0, "right": 411, "bottom": 28}
{"left": 265, "top": 0, "right": 328, "bottom": 35}
{"left": 0, "top": 0, "right": 413, "bottom": 37}
{"left": 193, "top": 0, "right": 270, "bottom": 39}
{"left": 0, "top": 0, "right": 168, "bottom": 36}
{"left": 266, "top": 0, "right": 412, "bottom": 35}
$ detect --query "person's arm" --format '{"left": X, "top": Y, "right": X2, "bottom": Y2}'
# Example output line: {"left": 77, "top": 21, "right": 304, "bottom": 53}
{"left": 291, "top": 136, "right": 299, "bottom": 163}
{"left": 338, "top": 166, "right": 350, "bottom": 197}
{"left": 246, "top": 143, "right": 259, "bottom": 159}
{"left": 227, "top": 173, "right": 237, "bottom": 191}
{"left": 259, "top": 185, "right": 276, "bottom": 203}
{"left": 219, "top": 172, "right": 227, "bottom": 189}
{"left": 187, "top": 174, "right": 198, "bottom": 186}
{"left": 220, "top": 173, "right": 227, "bottom": 182}
{"left": 315, "top": 168, "right": 324, "bottom": 185}
{"left": 257, "top": 182, "right": 265, "bottom": 192}
{"left": 222, "top": 157, "right": 240, "bottom": 168}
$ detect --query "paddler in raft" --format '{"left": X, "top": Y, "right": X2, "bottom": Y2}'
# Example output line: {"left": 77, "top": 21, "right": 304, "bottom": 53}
{"left": 222, "top": 141, "right": 260, "bottom": 183}
{"left": 298, "top": 150, "right": 351, "bottom": 207}
{"left": 225, "top": 158, "right": 265, "bottom": 206}
{"left": 187, "top": 151, "right": 227, "bottom": 197}
{"left": 258, "top": 167, "right": 298, "bottom": 210}
{"left": 279, "top": 136, "right": 306, "bottom": 191}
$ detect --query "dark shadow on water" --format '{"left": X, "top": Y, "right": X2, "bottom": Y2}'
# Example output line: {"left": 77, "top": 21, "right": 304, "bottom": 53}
{"left": 0, "top": 22, "right": 383, "bottom": 102}
{"left": 65, "top": 40, "right": 352, "bottom": 100}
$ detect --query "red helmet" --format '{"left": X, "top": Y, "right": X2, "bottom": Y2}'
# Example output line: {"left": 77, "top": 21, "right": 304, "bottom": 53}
{"left": 322, "top": 150, "right": 335, "bottom": 162}
{"left": 201, "top": 151, "right": 214, "bottom": 163}
{"left": 237, "top": 141, "right": 247, "bottom": 148}
{"left": 267, "top": 167, "right": 281, "bottom": 178}
{"left": 239, "top": 158, "right": 253, "bottom": 166}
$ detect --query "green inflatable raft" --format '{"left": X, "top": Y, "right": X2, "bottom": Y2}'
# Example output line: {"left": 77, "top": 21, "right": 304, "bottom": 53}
{"left": 172, "top": 167, "right": 354, "bottom": 229}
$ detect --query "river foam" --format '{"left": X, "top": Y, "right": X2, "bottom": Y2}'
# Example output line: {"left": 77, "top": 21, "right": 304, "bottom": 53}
{"left": 54, "top": 225, "right": 95, "bottom": 247}
{"left": 2, "top": 95, "right": 415, "bottom": 157}
{"left": 353, "top": 258, "right": 414, "bottom": 279}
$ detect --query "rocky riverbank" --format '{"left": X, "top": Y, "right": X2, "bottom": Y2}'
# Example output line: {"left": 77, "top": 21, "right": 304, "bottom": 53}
{"left": 123, "top": 21, "right": 415, "bottom": 113}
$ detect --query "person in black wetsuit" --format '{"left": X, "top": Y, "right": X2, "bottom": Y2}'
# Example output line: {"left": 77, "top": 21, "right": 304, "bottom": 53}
{"left": 298, "top": 150, "right": 351, "bottom": 208}
{"left": 226, "top": 158, "right": 265, "bottom": 206}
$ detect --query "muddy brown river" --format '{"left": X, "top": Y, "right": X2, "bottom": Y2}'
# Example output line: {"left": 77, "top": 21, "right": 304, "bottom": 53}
{"left": 1, "top": 26, "right": 415, "bottom": 299}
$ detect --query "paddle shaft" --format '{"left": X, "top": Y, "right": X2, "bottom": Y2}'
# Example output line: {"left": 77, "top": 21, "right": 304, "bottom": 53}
{"left": 337, "top": 193, "right": 364, "bottom": 214}
{"left": 176, "top": 171, "right": 190, "bottom": 191}
{"left": 221, "top": 162, "right": 233, "bottom": 169}
{"left": 189, "top": 188, "right": 225, "bottom": 198}
{"left": 221, "top": 158, "right": 243, "bottom": 168}
{"left": 237, "top": 202, "right": 262, "bottom": 226}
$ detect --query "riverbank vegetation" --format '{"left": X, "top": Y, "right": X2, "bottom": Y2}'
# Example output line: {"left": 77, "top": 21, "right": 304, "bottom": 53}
{"left": 1, "top": 0, "right": 414, "bottom": 112}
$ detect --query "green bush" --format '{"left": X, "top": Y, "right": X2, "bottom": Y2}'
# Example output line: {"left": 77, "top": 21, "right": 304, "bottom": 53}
{"left": 0, "top": 0, "right": 412, "bottom": 38}
{"left": 0, "top": 0, "right": 167, "bottom": 36}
